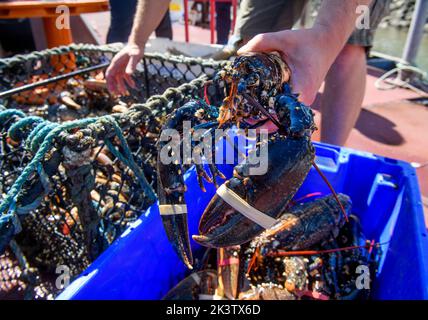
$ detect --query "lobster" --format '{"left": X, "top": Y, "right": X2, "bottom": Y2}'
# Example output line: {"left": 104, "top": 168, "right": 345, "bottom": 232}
{"left": 163, "top": 193, "right": 380, "bottom": 300}
{"left": 243, "top": 194, "right": 380, "bottom": 300}
{"left": 157, "top": 52, "right": 316, "bottom": 269}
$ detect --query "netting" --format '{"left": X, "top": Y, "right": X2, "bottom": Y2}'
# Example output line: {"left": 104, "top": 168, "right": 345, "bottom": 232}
{"left": 0, "top": 43, "right": 228, "bottom": 299}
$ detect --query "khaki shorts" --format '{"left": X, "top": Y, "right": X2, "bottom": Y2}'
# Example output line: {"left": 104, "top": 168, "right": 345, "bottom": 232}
{"left": 231, "top": 0, "right": 391, "bottom": 48}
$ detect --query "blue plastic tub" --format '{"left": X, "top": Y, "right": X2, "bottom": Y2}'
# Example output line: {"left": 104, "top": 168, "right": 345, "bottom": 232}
{"left": 57, "top": 142, "right": 428, "bottom": 300}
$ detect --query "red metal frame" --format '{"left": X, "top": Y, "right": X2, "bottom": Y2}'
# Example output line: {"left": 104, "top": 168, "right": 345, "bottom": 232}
{"left": 183, "top": 0, "right": 237, "bottom": 44}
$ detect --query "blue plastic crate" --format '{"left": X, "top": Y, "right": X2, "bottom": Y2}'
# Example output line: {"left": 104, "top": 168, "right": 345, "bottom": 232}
{"left": 57, "top": 142, "right": 428, "bottom": 300}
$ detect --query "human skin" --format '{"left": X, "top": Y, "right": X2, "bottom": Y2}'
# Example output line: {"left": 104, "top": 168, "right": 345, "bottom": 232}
{"left": 320, "top": 44, "right": 367, "bottom": 145}
{"left": 106, "top": 0, "right": 170, "bottom": 95}
{"left": 238, "top": 0, "right": 372, "bottom": 145}
{"left": 106, "top": 0, "right": 370, "bottom": 146}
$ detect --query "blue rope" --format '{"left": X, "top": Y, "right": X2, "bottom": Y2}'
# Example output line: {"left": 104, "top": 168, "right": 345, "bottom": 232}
{"left": 29, "top": 123, "right": 59, "bottom": 154}
{"left": 25, "top": 121, "right": 52, "bottom": 151}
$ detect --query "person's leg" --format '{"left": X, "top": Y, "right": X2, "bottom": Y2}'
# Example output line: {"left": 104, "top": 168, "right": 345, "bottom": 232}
{"left": 319, "top": 0, "right": 391, "bottom": 145}
{"left": 210, "top": 0, "right": 307, "bottom": 60}
{"left": 106, "top": 0, "right": 138, "bottom": 43}
{"left": 216, "top": 2, "right": 232, "bottom": 45}
{"left": 155, "top": 9, "right": 173, "bottom": 40}
{"left": 319, "top": 44, "right": 366, "bottom": 146}
{"left": 235, "top": 0, "right": 307, "bottom": 45}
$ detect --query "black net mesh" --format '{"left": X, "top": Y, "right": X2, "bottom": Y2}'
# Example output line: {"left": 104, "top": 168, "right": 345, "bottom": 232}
{"left": 0, "top": 43, "right": 228, "bottom": 299}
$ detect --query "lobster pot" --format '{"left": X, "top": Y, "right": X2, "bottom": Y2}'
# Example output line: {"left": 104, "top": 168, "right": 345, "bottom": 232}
{"left": 0, "top": 43, "right": 225, "bottom": 117}
{"left": 0, "top": 44, "right": 227, "bottom": 299}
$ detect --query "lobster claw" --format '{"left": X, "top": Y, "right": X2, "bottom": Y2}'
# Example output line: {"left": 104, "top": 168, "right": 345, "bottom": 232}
{"left": 192, "top": 179, "right": 266, "bottom": 248}
{"left": 159, "top": 204, "right": 194, "bottom": 269}
{"left": 193, "top": 136, "right": 315, "bottom": 248}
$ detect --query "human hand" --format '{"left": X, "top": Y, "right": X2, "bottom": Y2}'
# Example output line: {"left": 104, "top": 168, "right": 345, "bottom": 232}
{"left": 238, "top": 28, "right": 339, "bottom": 106}
{"left": 106, "top": 43, "right": 144, "bottom": 95}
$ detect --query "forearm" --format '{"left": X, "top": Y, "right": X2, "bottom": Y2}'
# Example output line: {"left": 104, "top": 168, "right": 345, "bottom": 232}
{"left": 314, "top": 0, "right": 372, "bottom": 53}
{"left": 128, "top": 0, "right": 170, "bottom": 46}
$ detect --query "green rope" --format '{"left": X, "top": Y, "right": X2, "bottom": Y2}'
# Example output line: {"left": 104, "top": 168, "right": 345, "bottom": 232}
{"left": 0, "top": 110, "right": 157, "bottom": 248}
{"left": 0, "top": 44, "right": 223, "bottom": 252}
{"left": 8, "top": 116, "right": 44, "bottom": 142}
{"left": 0, "top": 109, "right": 25, "bottom": 123}
{"left": 103, "top": 116, "right": 156, "bottom": 203}
{"left": 0, "top": 116, "right": 98, "bottom": 215}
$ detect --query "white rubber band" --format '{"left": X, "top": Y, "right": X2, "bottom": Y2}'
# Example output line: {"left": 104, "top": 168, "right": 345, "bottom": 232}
{"left": 216, "top": 184, "right": 277, "bottom": 229}
{"left": 198, "top": 294, "right": 225, "bottom": 300}
{"left": 190, "top": 272, "right": 201, "bottom": 284}
{"left": 159, "top": 204, "right": 187, "bottom": 215}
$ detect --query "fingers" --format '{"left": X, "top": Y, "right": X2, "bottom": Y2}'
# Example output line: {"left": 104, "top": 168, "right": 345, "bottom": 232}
{"left": 105, "top": 46, "right": 143, "bottom": 96}
{"left": 124, "top": 73, "right": 136, "bottom": 90}
{"left": 125, "top": 54, "right": 140, "bottom": 76}
{"left": 237, "top": 32, "right": 283, "bottom": 55}
{"left": 106, "top": 53, "right": 126, "bottom": 95}
{"left": 123, "top": 55, "right": 140, "bottom": 89}
{"left": 290, "top": 74, "right": 317, "bottom": 106}
{"left": 237, "top": 31, "right": 318, "bottom": 106}
{"left": 106, "top": 64, "right": 118, "bottom": 94}
{"left": 115, "top": 74, "right": 127, "bottom": 96}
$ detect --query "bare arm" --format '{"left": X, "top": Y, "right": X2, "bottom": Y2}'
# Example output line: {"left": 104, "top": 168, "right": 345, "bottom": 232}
{"left": 238, "top": 0, "right": 372, "bottom": 105}
{"left": 106, "top": 0, "right": 170, "bottom": 95}
{"left": 313, "top": 0, "right": 372, "bottom": 58}
{"left": 128, "top": 0, "right": 170, "bottom": 46}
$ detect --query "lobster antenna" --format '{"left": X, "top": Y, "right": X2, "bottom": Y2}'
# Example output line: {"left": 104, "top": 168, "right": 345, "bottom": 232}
{"left": 312, "top": 161, "right": 349, "bottom": 223}
{"left": 267, "top": 240, "right": 377, "bottom": 257}
{"left": 204, "top": 80, "right": 212, "bottom": 105}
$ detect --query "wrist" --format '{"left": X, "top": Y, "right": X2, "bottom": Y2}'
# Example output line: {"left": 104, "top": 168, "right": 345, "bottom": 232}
{"left": 127, "top": 34, "right": 147, "bottom": 50}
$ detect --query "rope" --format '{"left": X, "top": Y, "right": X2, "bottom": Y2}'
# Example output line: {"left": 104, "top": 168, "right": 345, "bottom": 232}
{"left": 0, "top": 116, "right": 97, "bottom": 216}
{"left": 0, "top": 43, "right": 224, "bottom": 254}
{"left": 374, "top": 63, "right": 428, "bottom": 96}
{"left": 0, "top": 109, "right": 25, "bottom": 123}
{"left": 0, "top": 110, "right": 159, "bottom": 247}
{"left": 0, "top": 42, "right": 227, "bottom": 73}
{"left": 102, "top": 116, "right": 156, "bottom": 203}
{"left": 0, "top": 72, "right": 210, "bottom": 215}
{"left": 7, "top": 116, "right": 44, "bottom": 142}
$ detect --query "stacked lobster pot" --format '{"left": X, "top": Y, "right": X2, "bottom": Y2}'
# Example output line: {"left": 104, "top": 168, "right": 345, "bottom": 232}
{"left": 0, "top": 44, "right": 227, "bottom": 299}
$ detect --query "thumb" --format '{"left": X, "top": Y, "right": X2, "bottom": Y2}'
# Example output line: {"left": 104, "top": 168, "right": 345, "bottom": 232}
{"left": 237, "top": 33, "right": 281, "bottom": 55}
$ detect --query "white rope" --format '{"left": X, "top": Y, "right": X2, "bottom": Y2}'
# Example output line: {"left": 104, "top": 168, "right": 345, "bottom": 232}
{"left": 374, "top": 63, "right": 428, "bottom": 96}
